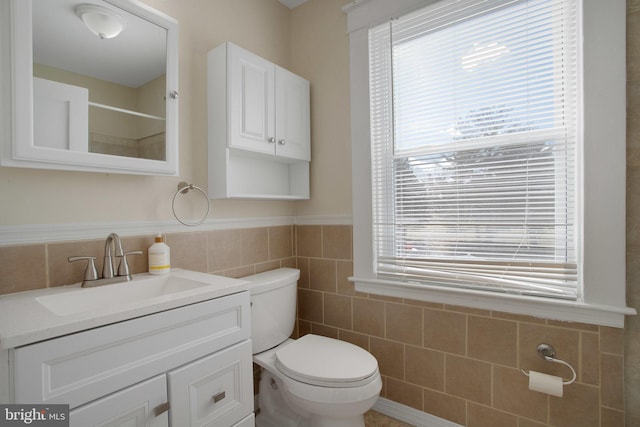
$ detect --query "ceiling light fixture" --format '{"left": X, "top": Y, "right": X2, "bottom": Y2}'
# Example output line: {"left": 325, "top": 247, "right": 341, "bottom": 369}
{"left": 75, "top": 4, "right": 126, "bottom": 39}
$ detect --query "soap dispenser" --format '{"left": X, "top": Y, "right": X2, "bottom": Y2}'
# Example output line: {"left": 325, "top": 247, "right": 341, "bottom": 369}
{"left": 148, "top": 234, "right": 170, "bottom": 275}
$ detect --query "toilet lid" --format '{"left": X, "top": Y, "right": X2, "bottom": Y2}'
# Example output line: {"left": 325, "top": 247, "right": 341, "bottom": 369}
{"left": 275, "top": 334, "right": 379, "bottom": 388}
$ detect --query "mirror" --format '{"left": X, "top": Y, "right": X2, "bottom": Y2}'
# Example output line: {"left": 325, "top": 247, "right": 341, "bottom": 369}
{"left": 1, "top": 0, "right": 178, "bottom": 175}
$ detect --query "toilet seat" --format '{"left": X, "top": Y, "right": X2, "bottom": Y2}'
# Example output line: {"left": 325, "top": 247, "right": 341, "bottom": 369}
{"left": 275, "top": 334, "right": 379, "bottom": 388}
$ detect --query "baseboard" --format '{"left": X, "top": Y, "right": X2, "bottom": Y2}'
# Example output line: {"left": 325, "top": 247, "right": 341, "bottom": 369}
{"left": 372, "top": 397, "right": 462, "bottom": 427}
{"left": 253, "top": 393, "right": 460, "bottom": 427}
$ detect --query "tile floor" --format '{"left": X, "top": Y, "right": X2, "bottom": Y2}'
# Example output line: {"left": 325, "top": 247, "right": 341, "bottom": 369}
{"left": 364, "top": 410, "right": 414, "bottom": 427}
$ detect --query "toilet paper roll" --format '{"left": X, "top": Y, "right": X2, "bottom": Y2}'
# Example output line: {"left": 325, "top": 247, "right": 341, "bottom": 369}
{"left": 528, "top": 370, "right": 563, "bottom": 397}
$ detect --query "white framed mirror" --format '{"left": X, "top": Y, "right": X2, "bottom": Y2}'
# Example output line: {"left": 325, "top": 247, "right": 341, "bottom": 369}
{"left": 1, "top": 0, "right": 178, "bottom": 175}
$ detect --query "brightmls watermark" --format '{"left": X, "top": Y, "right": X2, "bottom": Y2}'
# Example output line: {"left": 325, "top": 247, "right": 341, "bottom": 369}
{"left": 1, "top": 405, "right": 69, "bottom": 426}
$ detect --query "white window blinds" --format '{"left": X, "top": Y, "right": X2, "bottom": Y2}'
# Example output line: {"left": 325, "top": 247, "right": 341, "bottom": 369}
{"left": 369, "top": 0, "right": 579, "bottom": 299}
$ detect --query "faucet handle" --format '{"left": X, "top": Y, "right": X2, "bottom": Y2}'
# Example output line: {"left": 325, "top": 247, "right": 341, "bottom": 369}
{"left": 68, "top": 256, "right": 99, "bottom": 281}
{"left": 118, "top": 250, "right": 143, "bottom": 277}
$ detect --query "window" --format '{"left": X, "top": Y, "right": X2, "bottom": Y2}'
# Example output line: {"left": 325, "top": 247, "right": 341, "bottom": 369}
{"left": 370, "top": 0, "right": 578, "bottom": 299}
{"left": 346, "top": 0, "right": 633, "bottom": 326}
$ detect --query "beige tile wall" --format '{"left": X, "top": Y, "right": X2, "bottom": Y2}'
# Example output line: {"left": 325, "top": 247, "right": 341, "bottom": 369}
{"left": 0, "top": 226, "right": 296, "bottom": 295}
{"left": 0, "top": 223, "right": 631, "bottom": 426}
{"left": 296, "top": 225, "right": 626, "bottom": 427}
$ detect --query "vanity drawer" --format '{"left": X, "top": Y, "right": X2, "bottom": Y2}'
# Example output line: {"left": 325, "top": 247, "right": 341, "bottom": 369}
{"left": 12, "top": 291, "right": 250, "bottom": 409}
{"left": 168, "top": 340, "right": 253, "bottom": 426}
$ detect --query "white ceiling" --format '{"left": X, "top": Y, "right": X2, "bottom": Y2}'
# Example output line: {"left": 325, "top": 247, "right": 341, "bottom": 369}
{"left": 278, "top": 0, "right": 309, "bottom": 9}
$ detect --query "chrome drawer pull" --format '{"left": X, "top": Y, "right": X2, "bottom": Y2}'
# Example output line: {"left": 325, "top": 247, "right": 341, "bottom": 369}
{"left": 212, "top": 391, "right": 226, "bottom": 403}
{"left": 153, "top": 402, "right": 170, "bottom": 417}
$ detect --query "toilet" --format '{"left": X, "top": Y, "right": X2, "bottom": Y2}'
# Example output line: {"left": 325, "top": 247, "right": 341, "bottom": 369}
{"left": 243, "top": 268, "right": 382, "bottom": 427}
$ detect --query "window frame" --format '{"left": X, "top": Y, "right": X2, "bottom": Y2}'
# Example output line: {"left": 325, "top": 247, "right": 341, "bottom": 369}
{"left": 346, "top": 0, "right": 635, "bottom": 327}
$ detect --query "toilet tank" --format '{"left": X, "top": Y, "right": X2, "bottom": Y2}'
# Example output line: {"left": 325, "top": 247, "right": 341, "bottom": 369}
{"left": 242, "top": 268, "right": 300, "bottom": 354}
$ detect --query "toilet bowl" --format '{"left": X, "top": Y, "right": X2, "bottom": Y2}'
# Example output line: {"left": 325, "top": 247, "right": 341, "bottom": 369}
{"left": 243, "top": 268, "right": 382, "bottom": 427}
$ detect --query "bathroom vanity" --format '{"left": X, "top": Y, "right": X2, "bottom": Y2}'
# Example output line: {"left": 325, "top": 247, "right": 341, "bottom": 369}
{"left": 0, "top": 270, "right": 255, "bottom": 427}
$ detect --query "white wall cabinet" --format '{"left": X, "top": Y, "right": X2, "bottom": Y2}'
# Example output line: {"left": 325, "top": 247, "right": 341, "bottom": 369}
{"left": 2, "top": 0, "right": 179, "bottom": 176}
{"left": 6, "top": 292, "right": 254, "bottom": 427}
{"left": 208, "top": 42, "right": 310, "bottom": 199}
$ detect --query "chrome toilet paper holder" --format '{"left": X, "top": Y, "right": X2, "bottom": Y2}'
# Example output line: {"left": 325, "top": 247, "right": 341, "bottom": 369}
{"left": 521, "top": 343, "right": 577, "bottom": 385}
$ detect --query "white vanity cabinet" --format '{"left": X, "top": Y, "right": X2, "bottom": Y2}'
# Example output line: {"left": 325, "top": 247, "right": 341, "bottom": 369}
{"left": 7, "top": 291, "right": 254, "bottom": 427}
{"left": 208, "top": 42, "right": 310, "bottom": 200}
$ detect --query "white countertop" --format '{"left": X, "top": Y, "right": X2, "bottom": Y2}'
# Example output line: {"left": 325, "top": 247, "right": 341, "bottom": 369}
{"left": 0, "top": 269, "right": 249, "bottom": 350}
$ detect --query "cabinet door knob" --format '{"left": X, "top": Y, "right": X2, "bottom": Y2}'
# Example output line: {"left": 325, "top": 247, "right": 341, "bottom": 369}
{"left": 153, "top": 402, "right": 170, "bottom": 417}
{"left": 278, "top": 139, "right": 286, "bottom": 145}
{"left": 212, "top": 391, "right": 226, "bottom": 403}
{"left": 267, "top": 137, "right": 275, "bottom": 143}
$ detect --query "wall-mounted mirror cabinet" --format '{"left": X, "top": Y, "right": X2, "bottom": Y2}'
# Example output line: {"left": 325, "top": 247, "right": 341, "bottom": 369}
{"left": 1, "top": 0, "right": 178, "bottom": 175}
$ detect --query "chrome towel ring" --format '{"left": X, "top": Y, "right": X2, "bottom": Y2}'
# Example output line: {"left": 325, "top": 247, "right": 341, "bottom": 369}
{"left": 172, "top": 182, "right": 209, "bottom": 226}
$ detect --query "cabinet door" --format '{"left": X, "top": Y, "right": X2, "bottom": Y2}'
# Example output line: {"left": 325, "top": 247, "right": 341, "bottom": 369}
{"left": 275, "top": 66, "right": 310, "bottom": 161}
{"left": 70, "top": 375, "right": 168, "bottom": 427}
{"left": 229, "top": 44, "right": 275, "bottom": 155}
{"left": 168, "top": 340, "right": 253, "bottom": 427}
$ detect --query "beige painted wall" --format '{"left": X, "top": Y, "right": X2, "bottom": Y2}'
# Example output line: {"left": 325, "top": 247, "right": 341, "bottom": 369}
{"left": 0, "top": 0, "right": 300, "bottom": 225}
{"left": 290, "top": 0, "right": 353, "bottom": 218}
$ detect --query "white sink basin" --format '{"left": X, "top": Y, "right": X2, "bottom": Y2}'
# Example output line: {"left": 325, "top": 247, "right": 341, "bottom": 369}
{"left": 0, "top": 268, "right": 249, "bottom": 350}
{"left": 36, "top": 270, "right": 232, "bottom": 316}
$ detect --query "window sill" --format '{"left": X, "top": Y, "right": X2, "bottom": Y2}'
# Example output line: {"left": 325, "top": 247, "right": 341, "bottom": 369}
{"left": 351, "top": 276, "right": 636, "bottom": 328}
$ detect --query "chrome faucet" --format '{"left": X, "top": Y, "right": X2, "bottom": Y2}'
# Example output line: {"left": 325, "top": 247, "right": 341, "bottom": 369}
{"left": 103, "top": 232, "right": 124, "bottom": 279}
{"left": 68, "top": 233, "right": 142, "bottom": 287}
